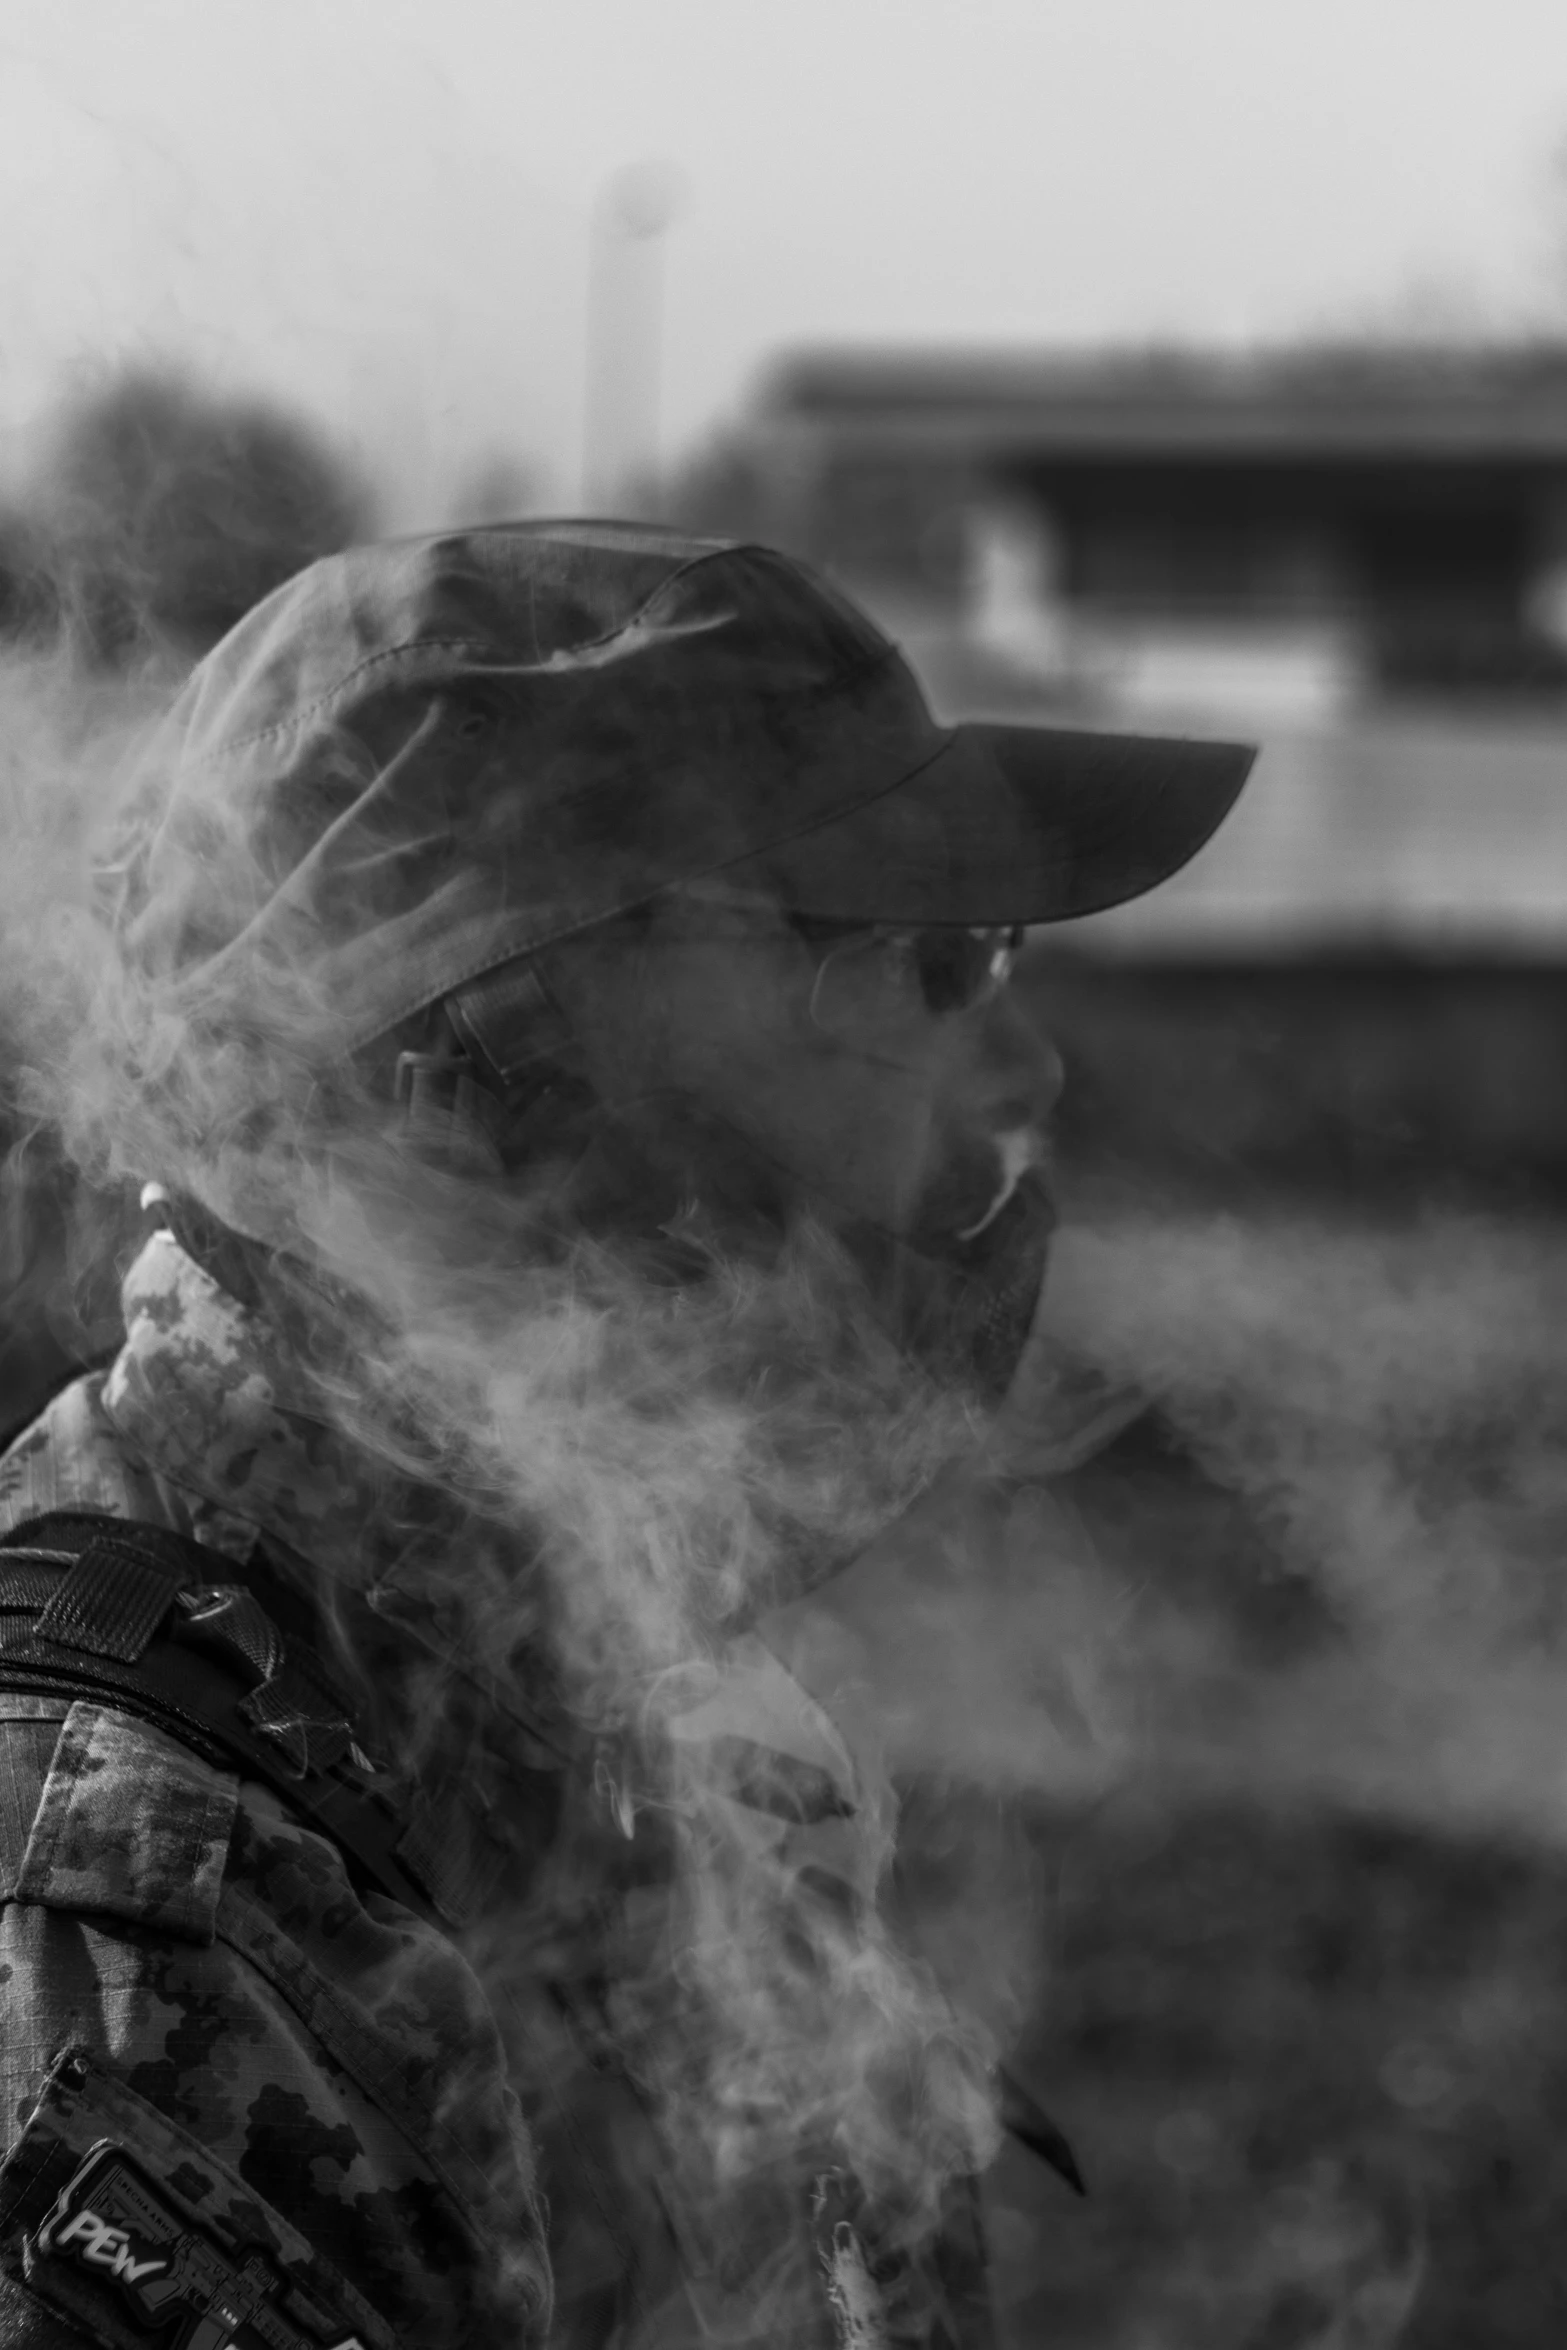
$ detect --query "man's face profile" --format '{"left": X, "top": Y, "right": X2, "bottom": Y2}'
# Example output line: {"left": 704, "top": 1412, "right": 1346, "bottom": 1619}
{"left": 539, "top": 884, "right": 1065, "bottom": 1257}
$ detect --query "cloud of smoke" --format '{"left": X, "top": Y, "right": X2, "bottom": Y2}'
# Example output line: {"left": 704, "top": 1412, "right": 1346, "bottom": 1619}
{"left": 0, "top": 642, "right": 1101, "bottom": 2341}
{"left": 1045, "top": 1208, "right": 1567, "bottom": 1848}
{"left": 0, "top": 644, "right": 182, "bottom": 1378}
{"left": 7, "top": 635, "right": 1524, "bottom": 2345}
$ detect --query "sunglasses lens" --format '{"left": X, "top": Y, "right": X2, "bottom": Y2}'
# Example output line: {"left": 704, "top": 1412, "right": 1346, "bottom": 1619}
{"left": 914, "top": 932, "right": 978, "bottom": 1014}
{"left": 803, "top": 923, "right": 1021, "bottom": 1031}
{"left": 913, "top": 929, "right": 1020, "bottom": 1014}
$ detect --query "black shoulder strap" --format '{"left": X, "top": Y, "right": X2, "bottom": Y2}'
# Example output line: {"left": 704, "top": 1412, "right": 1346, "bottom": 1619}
{"left": 0, "top": 1511, "right": 510, "bottom": 1930}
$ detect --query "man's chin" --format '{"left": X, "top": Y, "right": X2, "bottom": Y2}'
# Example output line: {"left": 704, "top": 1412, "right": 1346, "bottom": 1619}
{"left": 836, "top": 1173, "right": 1056, "bottom": 1404}
{"left": 524, "top": 1097, "right": 1055, "bottom": 1403}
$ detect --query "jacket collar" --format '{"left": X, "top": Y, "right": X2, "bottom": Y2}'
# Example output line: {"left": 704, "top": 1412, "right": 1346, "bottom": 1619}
{"left": 101, "top": 1225, "right": 391, "bottom": 1579}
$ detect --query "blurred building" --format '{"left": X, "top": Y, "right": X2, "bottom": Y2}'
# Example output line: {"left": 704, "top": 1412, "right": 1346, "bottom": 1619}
{"left": 725, "top": 345, "right": 1567, "bottom": 1202}
{"left": 746, "top": 344, "right": 1567, "bottom": 725}
{"left": 732, "top": 341, "right": 1567, "bottom": 954}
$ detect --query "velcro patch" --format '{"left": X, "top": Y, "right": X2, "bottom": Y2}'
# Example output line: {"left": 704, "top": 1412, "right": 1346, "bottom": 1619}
{"left": 33, "top": 2143, "right": 368, "bottom": 2350}
{"left": 0, "top": 2048, "right": 395, "bottom": 2350}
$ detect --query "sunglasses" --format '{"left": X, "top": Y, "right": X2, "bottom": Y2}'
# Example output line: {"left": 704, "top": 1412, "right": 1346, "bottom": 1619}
{"left": 789, "top": 916, "right": 1025, "bottom": 1027}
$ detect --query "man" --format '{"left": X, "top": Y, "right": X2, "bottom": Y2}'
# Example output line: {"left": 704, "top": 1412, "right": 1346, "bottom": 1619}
{"left": 0, "top": 522, "right": 1253, "bottom": 2347}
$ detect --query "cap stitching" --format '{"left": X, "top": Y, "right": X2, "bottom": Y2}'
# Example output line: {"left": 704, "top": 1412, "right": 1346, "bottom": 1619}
{"left": 209, "top": 637, "right": 508, "bottom": 755}
{"left": 206, "top": 544, "right": 888, "bottom": 758}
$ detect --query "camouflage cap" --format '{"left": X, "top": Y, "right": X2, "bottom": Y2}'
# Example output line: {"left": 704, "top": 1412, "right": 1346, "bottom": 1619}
{"left": 106, "top": 519, "right": 1255, "bottom": 1055}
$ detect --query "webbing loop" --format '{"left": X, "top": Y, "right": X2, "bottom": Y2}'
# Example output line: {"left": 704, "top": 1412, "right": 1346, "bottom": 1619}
{"left": 0, "top": 1510, "right": 516, "bottom": 1930}
{"left": 33, "top": 1541, "right": 179, "bottom": 1663}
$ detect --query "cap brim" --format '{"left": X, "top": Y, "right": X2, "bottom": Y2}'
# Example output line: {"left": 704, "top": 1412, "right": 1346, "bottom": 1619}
{"left": 726, "top": 720, "right": 1257, "bottom": 926}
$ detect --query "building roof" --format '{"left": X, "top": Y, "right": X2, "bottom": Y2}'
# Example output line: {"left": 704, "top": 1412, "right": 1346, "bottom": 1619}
{"left": 761, "top": 345, "right": 1567, "bottom": 465}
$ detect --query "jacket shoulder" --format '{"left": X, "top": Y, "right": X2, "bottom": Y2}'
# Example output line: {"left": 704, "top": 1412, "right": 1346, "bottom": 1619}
{"left": 0, "top": 1372, "right": 166, "bottom": 1534}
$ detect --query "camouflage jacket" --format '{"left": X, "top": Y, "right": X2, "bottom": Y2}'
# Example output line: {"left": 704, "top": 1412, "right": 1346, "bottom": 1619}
{"left": 0, "top": 1221, "right": 1139, "bottom": 2348}
{"left": 0, "top": 1226, "right": 551, "bottom": 2349}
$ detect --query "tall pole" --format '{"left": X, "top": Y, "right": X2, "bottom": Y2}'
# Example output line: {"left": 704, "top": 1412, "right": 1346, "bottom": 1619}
{"left": 581, "top": 160, "right": 685, "bottom": 516}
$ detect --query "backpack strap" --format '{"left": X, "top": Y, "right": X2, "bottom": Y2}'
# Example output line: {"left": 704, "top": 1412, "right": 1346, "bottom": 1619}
{"left": 0, "top": 1511, "right": 508, "bottom": 1930}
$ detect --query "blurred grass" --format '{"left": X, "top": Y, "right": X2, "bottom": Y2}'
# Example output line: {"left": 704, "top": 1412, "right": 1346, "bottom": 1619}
{"left": 1023, "top": 948, "right": 1567, "bottom": 1215}
{"left": 960, "top": 1793, "right": 1567, "bottom": 2348}
{"left": 887, "top": 1195, "right": 1567, "bottom": 2347}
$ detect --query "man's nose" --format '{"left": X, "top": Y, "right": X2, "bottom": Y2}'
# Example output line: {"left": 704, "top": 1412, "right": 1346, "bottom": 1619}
{"left": 967, "top": 992, "right": 1065, "bottom": 1135}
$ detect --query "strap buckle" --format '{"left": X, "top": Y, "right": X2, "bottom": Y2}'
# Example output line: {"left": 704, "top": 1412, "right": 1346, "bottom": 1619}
{"left": 392, "top": 1050, "right": 504, "bottom": 1174}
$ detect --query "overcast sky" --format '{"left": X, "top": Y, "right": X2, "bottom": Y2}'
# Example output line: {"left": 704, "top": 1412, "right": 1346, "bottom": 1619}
{"left": 3, "top": 0, "right": 1567, "bottom": 521}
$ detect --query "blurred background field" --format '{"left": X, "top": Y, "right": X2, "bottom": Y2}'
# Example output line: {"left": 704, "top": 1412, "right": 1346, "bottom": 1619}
{"left": 700, "top": 313, "right": 1567, "bottom": 2344}
{"left": 7, "top": 4, "right": 1567, "bottom": 2338}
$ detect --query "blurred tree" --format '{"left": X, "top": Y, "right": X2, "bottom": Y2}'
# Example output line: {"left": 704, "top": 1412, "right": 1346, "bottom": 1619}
{"left": 37, "top": 369, "right": 374, "bottom": 662}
